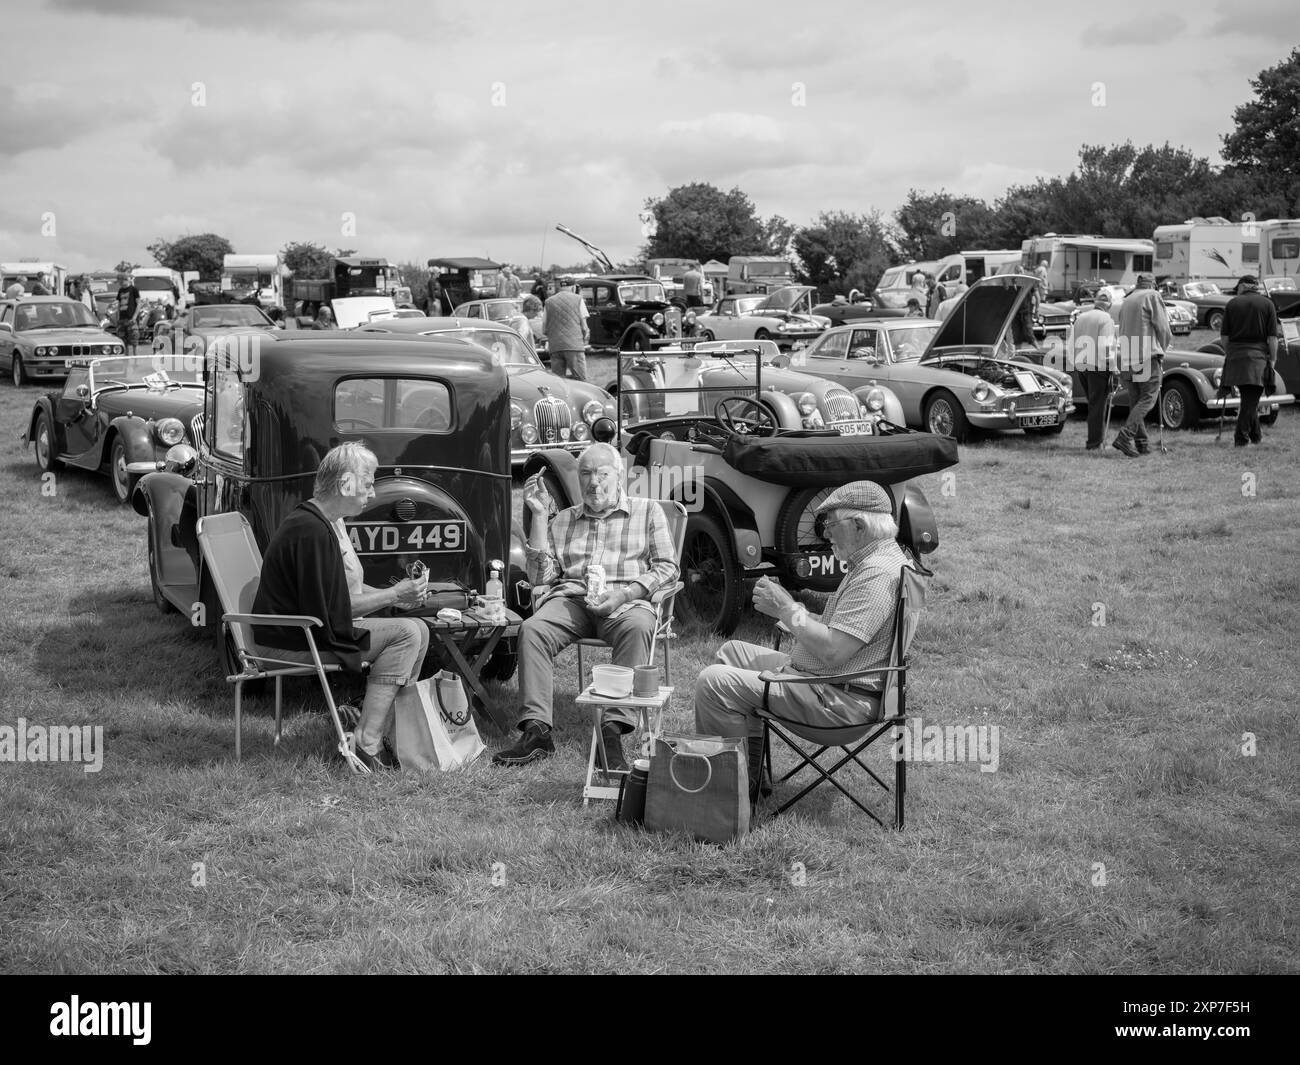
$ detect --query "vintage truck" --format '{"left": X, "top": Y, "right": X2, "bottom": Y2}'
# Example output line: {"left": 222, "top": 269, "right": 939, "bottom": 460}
{"left": 288, "top": 255, "right": 411, "bottom": 317}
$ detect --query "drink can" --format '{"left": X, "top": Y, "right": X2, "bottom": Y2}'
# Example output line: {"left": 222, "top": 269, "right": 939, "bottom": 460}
{"left": 585, "top": 564, "right": 606, "bottom": 600}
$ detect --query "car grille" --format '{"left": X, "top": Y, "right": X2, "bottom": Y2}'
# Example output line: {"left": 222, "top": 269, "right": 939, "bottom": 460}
{"left": 1016, "top": 392, "right": 1058, "bottom": 412}
{"left": 1039, "top": 314, "right": 1072, "bottom": 331}
{"left": 533, "top": 396, "right": 573, "bottom": 444}
{"left": 664, "top": 305, "right": 683, "bottom": 339}
{"left": 823, "top": 390, "right": 861, "bottom": 422}
{"left": 190, "top": 412, "right": 205, "bottom": 443}
{"left": 51, "top": 343, "right": 118, "bottom": 358}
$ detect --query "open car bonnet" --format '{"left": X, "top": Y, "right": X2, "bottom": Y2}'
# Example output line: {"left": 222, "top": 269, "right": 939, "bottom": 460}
{"left": 757, "top": 286, "right": 816, "bottom": 316}
{"left": 921, "top": 275, "right": 1037, "bottom": 360}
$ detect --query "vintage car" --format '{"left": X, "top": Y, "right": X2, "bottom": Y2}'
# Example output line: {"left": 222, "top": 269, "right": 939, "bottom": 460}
{"left": 427, "top": 257, "right": 502, "bottom": 312}
{"left": 790, "top": 281, "right": 1075, "bottom": 441}
{"left": 692, "top": 286, "right": 828, "bottom": 348}
{"left": 606, "top": 338, "right": 907, "bottom": 438}
{"left": 574, "top": 274, "right": 688, "bottom": 352}
{"left": 523, "top": 396, "right": 957, "bottom": 635}
{"left": 643, "top": 258, "right": 715, "bottom": 306}
{"left": 811, "top": 294, "right": 877, "bottom": 326}
{"left": 132, "top": 332, "right": 525, "bottom": 689}
{"left": 1068, "top": 282, "right": 1195, "bottom": 335}
{"left": 355, "top": 316, "right": 617, "bottom": 467}
{"left": 1, "top": 296, "right": 125, "bottom": 386}
{"left": 152, "top": 302, "right": 280, "bottom": 355}
{"left": 450, "top": 297, "right": 531, "bottom": 340}
{"left": 1168, "top": 281, "right": 1233, "bottom": 330}
{"left": 23, "top": 355, "right": 204, "bottom": 504}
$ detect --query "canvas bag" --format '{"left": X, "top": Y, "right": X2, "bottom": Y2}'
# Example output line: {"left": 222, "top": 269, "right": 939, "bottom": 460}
{"left": 388, "top": 670, "right": 485, "bottom": 771}
{"left": 644, "top": 733, "right": 750, "bottom": 844}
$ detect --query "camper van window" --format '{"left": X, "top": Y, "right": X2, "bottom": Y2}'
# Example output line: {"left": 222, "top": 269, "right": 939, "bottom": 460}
{"left": 1155, "top": 243, "right": 1173, "bottom": 259}
{"left": 1134, "top": 254, "right": 1153, "bottom": 272}
{"left": 1244, "top": 244, "right": 1260, "bottom": 264}
{"left": 1270, "top": 237, "right": 1299, "bottom": 261}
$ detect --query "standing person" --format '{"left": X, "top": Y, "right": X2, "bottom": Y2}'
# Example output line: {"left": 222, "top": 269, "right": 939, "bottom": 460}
{"left": 1219, "top": 275, "right": 1280, "bottom": 447}
{"left": 541, "top": 281, "right": 590, "bottom": 381}
{"left": 682, "top": 262, "right": 705, "bottom": 308}
{"left": 1035, "top": 259, "right": 1050, "bottom": 301}
{"left": 252, "top": 443, "right": 429, "bottom": 772}
{"left": 493, "top": 444, "right": 679, "bottom": 769}
{"left": 1071, "top": 288, "right": 1118, "bottom": 450}
{"left": 1111, "top": 273, "right": 1172, "bottom": 458}
{"left": 4, "top": 280, "right": 24, "bottom": 299}
{"left": 424, "top": 273, "right": 441, "bottom": 316}
{"left": 114, "top": 272, "right": 141, "bottom": 356}
{"left": 498, "top": 266, "right": 521, "bottom": 299}
{"left": 29, "top": 277, "right": 50, "bottom": 296}
{"left": 531, "top": 274, "right": 550, "bottom": 302}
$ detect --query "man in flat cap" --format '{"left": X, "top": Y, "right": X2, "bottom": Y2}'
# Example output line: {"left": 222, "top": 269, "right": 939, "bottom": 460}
{"left": 1219, "top": 275, "right": 1280, "bottom": 446}
{"left": 694, "top": 480, "right": 919, "bottom": 801}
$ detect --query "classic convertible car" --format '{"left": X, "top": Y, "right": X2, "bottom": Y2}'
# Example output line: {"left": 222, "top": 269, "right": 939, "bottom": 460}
{"left": 357, "top": 316, "right": 617, "bottom": 467}
{"left": 24, "top": 355, "right": 204, "bottom": 503}
{"left": 791, "top": 280, "right": 1075, "bottom": 441}
{"left": 152, "top": 302, "right": 280, "bottom": 355}
{"left": 450, "top": 297, "right": 531, "bottom": 340}
{"left": 2, "top": 296, "right": 124, "bottom": 386}
{"left": 692, "top": 286, "right": 828, "bottom": 348}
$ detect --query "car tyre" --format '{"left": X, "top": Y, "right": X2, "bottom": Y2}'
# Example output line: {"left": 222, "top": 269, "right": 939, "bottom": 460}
{"left": 774, "top": 486, "right": 842, "bottom": 593}
{"left": 1160, "top": 379, "right": 1198, "bottom": 430}
{"left": 147, "top": 530, "right": 176, "bottom": 614}
{"left": 755, "top": 329, "right": 773, "bottom": 341}
{"left": 109, "top": 436, "right": 137, "bottom": 505}
{"left": 1260, "top": 409, "right": 1279, "bottom": 426}
{"left": 923, "top": 390, "right": 970, "bottom": 442}
{"left": 679, "top": 512, "right": 743, "bottom": 636}
{"left": 1206, "top": 310, "right": 1224, "bottom": 333}
{"left": 33, "top": 410, "right": 61, "bottom": 472}
{"left": 12, "top": 353, "right": 28, "bottom": 387}
{"left": 699, "top": 329, "right": 715, "bottom": 341}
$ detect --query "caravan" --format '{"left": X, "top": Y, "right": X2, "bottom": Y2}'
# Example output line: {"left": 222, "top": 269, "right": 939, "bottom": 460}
{"left": 1020, "top": 235, "right": 1155, "bottom": 300}
{"left": 1152, "top": 218, "right": 1262, "bottom": 287}
{"left": 932, "top": 250, "right": 1023, "bottom": 292}
{"left": 1, "top": 260, "right": 67, "bottom": 296}
{"left": 1258, "top": 219, "right": 1300, "bottom": 283}
{"left": 221, "top": 254, "right": 292, "bottom": 311}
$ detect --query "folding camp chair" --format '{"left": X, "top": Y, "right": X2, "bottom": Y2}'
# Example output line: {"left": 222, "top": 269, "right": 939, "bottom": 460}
{"left": 756, "top": 564, "right": 928, "bottom": 828}
{"left": 196, "top": 512, "right": 365, "bottom": 771}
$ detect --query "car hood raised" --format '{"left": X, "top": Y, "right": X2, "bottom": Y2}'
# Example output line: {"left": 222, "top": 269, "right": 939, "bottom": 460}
{"left": 757, "top": 286, "right": 815, "bottom": 314}
{"left": 921, "top": 275, "right": 1036, "bottom": 360}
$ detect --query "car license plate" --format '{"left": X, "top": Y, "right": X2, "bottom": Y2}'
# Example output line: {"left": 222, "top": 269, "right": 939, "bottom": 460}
{"left": 1018, "top": 413, "right": 1058, "bottom": 428}
{"left": 836, "top": 421, "right": 873, "bottom": 436}
{"left": 346, "top": 520, "right": 466, "bottom": 555}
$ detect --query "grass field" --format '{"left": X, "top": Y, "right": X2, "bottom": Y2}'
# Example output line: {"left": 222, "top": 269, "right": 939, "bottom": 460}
{"left": 2, "top": 338, "right": 1297, "bottom": 974}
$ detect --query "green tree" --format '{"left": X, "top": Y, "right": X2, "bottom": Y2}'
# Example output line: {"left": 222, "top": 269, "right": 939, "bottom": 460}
{"left": 113, "top": 259, "right": 140, "bottom": 275}
{"left": 793, "top": 210, "right": 895, "bottom": 294}
{"left": 641, "top": 183, "right": 787, "bottom": 262}
{"left": 145, "top": 233, "right": 234, "bottom": 279}
{"left": 894, "top": 190, "right": 1000, "bottom": 261}
{"left": 1222, "top": 47, "right": 1300, "bottom": 213}
{"left": 281, "top": 241, "right": 356, "bottom": 279}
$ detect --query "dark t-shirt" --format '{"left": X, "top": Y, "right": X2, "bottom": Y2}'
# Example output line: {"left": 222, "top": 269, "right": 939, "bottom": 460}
{"left": 116, "top": 284, "right": 140, "bottom": 320}
{"left": 1222, "top": 291, "right": 1280, "bottom": 345}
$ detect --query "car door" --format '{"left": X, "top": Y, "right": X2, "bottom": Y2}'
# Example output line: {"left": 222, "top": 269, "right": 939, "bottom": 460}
{"left": 711, "top": 298, "right": 743, "bottom": 340}
{"left": 805, "top": 329, "right": 851, "bottom": 385}
{"left": 58, "top": 367, "right": 99, "bottom": 462}
{"left": 0, "top": 303, "right": 13, "bottom": 374}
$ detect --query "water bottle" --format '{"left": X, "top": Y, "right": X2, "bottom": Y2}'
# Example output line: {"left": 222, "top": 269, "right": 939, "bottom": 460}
{"left": 483, "top": 564, "right": 505, "bottom": 623}
{"left": 616, "top": 759, "right": 651, "bottom": 826}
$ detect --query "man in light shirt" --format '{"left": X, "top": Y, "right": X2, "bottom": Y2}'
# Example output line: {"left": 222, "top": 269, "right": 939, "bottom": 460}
{"left": 1071, "top": 288, "right": 1118, "bottom": 450}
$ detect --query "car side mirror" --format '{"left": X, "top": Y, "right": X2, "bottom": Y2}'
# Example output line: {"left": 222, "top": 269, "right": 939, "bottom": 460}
{"left": 771, "top": 354, "right": 791, "bottom": 368}
{"left": 0, "top": 322, "right": 11, "bottom": 334}
{"left": 76, "top": 384, "right": 90, "bottom": 400}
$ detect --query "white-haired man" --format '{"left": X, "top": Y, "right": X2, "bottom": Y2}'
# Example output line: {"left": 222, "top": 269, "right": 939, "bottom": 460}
{"left": 494, "top": 443, "right": 679, "bottom": 769}
{"left": 1072, "top": 287, "right": 1118, "bottom": 451}
{"left": 695, "top": 481, "right": 917, "bottom": 802}
{"left": 252, "top": 442, "right": 430, "bottom": 771}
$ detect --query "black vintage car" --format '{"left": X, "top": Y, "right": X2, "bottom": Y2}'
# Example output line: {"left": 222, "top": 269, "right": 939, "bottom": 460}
{"left": 132, "top": 333, "right": 524, "bottom": 679}
{"left": 576, "top": 274, "right": 686, "bottom": 351}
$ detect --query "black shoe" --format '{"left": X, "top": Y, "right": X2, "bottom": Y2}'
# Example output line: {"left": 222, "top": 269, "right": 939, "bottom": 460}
{"left": 492, "top": 721, "right": 554, "bottom": 766}
{"left": 1085, "top": 443, "right": 1100, "bottom": 451}
{"left": 379, "top": 737, "right": 401, "bottom": 770}
{"left": 600, "top": 723, "right": 629, "bottom": 773}
{"left": 1234, "top": 440, "right": 1248, "bottom": 447}
{"left": 1134, "top": 439, "right": 1150, "bottom": 455}
{"left": 1112, "top": 433, "right": 1139, "bottom": 458}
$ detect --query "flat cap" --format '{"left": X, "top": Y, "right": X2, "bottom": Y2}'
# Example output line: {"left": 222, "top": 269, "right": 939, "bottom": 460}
{"left": 815, "top": 481, "right": 894, "bottom": 517}
{"left": 1237, "top": 274, "right": 1259, "bottom": 286}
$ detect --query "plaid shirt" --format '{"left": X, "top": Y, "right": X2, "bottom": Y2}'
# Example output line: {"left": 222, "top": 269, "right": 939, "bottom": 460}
{"left": 527, "top": 492, "right": 678, "bottom": 615}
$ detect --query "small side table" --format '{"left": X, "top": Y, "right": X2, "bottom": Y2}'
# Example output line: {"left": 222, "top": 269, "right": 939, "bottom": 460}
{"left": 574, "top": 685, "right": 674, "bottom": 805}
{"left": 420, "top": 607, "right": 521, "bottom": 733}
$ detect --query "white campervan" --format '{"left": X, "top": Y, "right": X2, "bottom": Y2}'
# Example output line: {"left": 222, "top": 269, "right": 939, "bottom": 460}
{"left": 132, "top": 267, "right": 197, "bottom": 311}
{"left": 1020, "top": 235, "right": 1155, "bottom": 300}
{"left": 221, "top": 253, "right": 292, "bottom": 311}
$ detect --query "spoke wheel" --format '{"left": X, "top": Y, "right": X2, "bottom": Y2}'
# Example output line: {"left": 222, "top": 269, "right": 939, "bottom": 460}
{"left": 924, "top": 390, "right": 969, "bottom": 442}
{"left": 774, "top": 486, "right": 846, "bottom": 592}
{"left": 678, "top": 513, "right": 743, "bottom": 636}
{"left": 1160, "top": 379, "right": 1196, "bottom": 430}
{"left": 109, "top": 436, "right": 136, "bottom": 505}
{"left": 1206, "top": 310, "right": 1224, "bottom": 333}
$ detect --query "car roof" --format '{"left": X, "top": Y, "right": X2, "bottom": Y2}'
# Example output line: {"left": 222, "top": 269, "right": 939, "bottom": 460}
{"left": 264, "top": 331, "right": 501, "bottom": 367}
{"left": 427, "top": 257, "right": 501, "bottom": 270}
{"left": 7, "top": 295, "right": 80, "bottom": 304}
{"left": 578, "top": 274, "right": 656, "bottom": 283}
{"left": 359, "top": 316, "right": 519, "bottom": 336}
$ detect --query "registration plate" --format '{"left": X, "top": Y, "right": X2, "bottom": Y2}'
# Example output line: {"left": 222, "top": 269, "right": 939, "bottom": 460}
{"left": 346, "top": 520, "right": 466, "bottom": 555}
{"left": 1018, "top": 413, "right": 1059, "bottom": 428}
{"left": 835, "top": 421, "right": 874, "bottom": 436}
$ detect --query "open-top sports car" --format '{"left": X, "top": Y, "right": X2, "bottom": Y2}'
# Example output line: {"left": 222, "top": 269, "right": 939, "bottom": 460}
{"left": 152, "top": 301, "right": 280, "bottom": 356}
{"left": 1168, "top": 281, "right": 1233, "bottom": 331}
{"left": 450, "top": 297, "right": 531, "bottom": 340}
{"left": 2, "top": 296, "right": 124, "bottom": 386}
{"left": 24, "top": 355, "right": 204, "bottom": 503}
{"left": 692, "top": 286, "right": 828, "bottom": 348}
{"left": 356, "top": 316, "right": 617, "bottom": 467}
{"left": 790, "top": 279, "right": 1075, "bottom": 441}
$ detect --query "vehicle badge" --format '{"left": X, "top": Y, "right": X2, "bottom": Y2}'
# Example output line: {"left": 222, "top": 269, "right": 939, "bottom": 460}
{"left": 561, "top": 427, "right": 571, "bottom": 440}
{"left": 545, "top": 429, "right": 557, "bottom": 442}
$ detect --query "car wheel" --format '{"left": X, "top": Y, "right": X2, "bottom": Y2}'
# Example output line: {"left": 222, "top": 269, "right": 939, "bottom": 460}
{"left": 12, "top": 353, "right": 27, "bottom": 387}
{"left": 33, "top": 411, "right": 61, "bottom": 472}
{"left": 1260, "top": 409, "right": 1279, "bottom": 426}
{"left": 148, "top": 531, "right": 175, "bottom": 614}
{"left": 1206, "top": 310, "right": 1224, "bottom": 333}
{"left": 923, "top": 390, "right": 970, "bottom": 442}
{"left": 630, "top": 333, "right": 651, "bottom": 353}
{"left": 678, "top": 512, "right": 743, "bottom": 636}
{"left": 699, "top": 329, "right": 715, "bottom": 341}
{"left": 774, "top": 486, "right": 842, "bottom": 593}
{"left": 755, "top": 329, "right": 773, "bottom": 341}
{"left": 108, "top": 436, "right": 138, "bottom": 505}
{"left": 1160, "top": 379, "right": 1198, "bottom": 430}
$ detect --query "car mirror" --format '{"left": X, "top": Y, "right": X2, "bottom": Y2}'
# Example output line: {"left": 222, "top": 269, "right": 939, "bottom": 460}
{"left": 771, "top": 354, "right": 791, "bottom": 369}
{"left": 0, "top": 322, "right": 11, "bottom": 334}
{"left": 76, "top": 384, "right": 90, "bottom": 400}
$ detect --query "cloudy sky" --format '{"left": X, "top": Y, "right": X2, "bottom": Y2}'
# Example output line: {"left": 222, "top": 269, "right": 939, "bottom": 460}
{"left": 2, "top": 0, "right": 1295, "bottom": 274}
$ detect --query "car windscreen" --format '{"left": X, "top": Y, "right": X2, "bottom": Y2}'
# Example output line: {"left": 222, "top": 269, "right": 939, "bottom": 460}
{"left": 618, "top": 283, "right": 667, "bottom": 304}
{"left": 745, "top": 262, "right": 792, "bottom": 277}
{"left": 15, "top": 301, "right": 99, "bottom": 329}
{"left": 134, "top": 277, "right": 175, "bottom": 291}
{"left": 88, "top": 356, "right": 202, "bottom": 389}
{"left": 191, "top": 306, "right": 272, "bottom": 328}
{"left": 334, "top": 378, "right": 454, "bottom": 432}
{"left": 485, "top": 300, "right": 523, "bottom": 321}
{"left": 888, "top": 325, "right": 940, "bottom": 361}
{"left": 429, "top": 328, "right": 540, "bottom": 367}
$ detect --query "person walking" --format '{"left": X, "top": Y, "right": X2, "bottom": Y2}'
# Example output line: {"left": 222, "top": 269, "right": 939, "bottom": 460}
{"left": 1219, "top": 275, "right": 1280, "bottom": 447}
{"left": 1071, "top": 288, "right": 1118, "bottom": 450}
{"left": 541, "top": 282, "right": 590, "bottom": 380}
{"left": 682, "top": 263, "right": 705, "bottom": 308}
{"left": 1111, "top": 274, "right": 1172, "bottom": 458}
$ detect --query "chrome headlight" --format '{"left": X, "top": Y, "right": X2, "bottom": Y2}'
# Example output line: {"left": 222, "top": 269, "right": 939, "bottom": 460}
{"left": 162, "top": 443, "right": 197, "bottom": 474}
{"left": 1213, "top": 369, "right": 1223, "bottom": 388}
{"left": 972, "top": 380, "right": 991, "bottom": 403}
{"left": 582, "top": 399, "right": 604, "bottom": 424}
{"left": 113, "top": 345, "right": 124, "bottom": 355}
{"left": 652, "top": 313, "right": 664, "bottom": 327}
{"left": 520, "top": 425, "right": 539, "bottom": 444}
{"left": 510, "top": 403, "right": 524, "bottom": 430}
{"left": 803, "top": 411, "right": 825, "bottom": 429}
{"left": 573, "top": 423, "right": 591, "bottom": 441}
{"left": 863, "top": 388, "right": 886, "bottom": 412}
{"left": 155, "top": 417, "right": 185, "bottom": 446}
{"left": 794, "top": 392, "right": 818, "bottom": 415}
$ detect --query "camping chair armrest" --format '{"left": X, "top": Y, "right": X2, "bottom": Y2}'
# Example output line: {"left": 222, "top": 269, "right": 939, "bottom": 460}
{"left": 758, "top": 665, "right": 906, "bottom": 687}
{"left": 222, "top": 612, "right": 324, "bottom": 629}
{"left": 648, "top": 580, "right": 684, "bottom": 606}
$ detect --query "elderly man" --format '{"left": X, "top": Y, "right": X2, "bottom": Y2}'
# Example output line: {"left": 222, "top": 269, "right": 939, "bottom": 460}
{"left": 541, "top": 281, "right": 591, "bottom": 380}
{"left": 1220, "top": 275, "right": 1281, "bottom": 447}
{"left": 252, "top": 442, "right": 430, "bottom": 772}
{"left": 1112, "top": 273, "right": 1172, "bottom": 457}
{"left": 695, "top": 481, "right": 915, "bottom": 802}
{"left": 1072, "top": 288, "right": 1119, "bottom": 450}
{"left": 494, "top": 443, "right": 679, "bottom": 769}
{"left": 498, "top": 266, "right": 521, "bottom": 299}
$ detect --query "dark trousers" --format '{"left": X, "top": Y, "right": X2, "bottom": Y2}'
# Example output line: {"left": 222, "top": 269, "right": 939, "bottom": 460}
{"left": 1081, "top": 371, "right": 1112, "bottom": 448}
{"left": 1235, "top": 384, "right": 1264, "bottom": 444}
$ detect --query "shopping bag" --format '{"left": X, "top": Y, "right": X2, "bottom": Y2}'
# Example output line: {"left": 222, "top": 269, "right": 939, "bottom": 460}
{"left": 388, "top": 673, "right": 484, "bottom": 771}
{"left": 644, "top": 733, "right": 750, "bottom": 844}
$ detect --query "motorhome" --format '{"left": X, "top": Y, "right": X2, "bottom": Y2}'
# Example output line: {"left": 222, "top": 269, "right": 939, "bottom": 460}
{"left": 1020, "top": 235, "right": 1155, "bottom": 300}
{"left": 1258, "top": 219, "right": 1300, "bottom": 282}
{"left": 1, "top": 260, "right": 67, "bottom": 296}
{"left": 932, "top": 250, "right": 1023, "bottom": 292}
{"left": 132, "top": 267, "right": 199, "bottom": 311}
{"left": 221, "top": 253, "right": 292, "bottom": 311}
{"left": 1153, "top": 218, "right": 1262, "bottom": 287}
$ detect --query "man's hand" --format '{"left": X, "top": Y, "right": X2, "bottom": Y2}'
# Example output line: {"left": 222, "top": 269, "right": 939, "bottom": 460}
{"left": 523, "top": 474, "right": 552, "bottom": 517}
{"left": 588, "top": 587, "right": 630, "bottom": 617}
{"left": 752, "top": 576, "right": 795, "bottom": 621}
{"left": 392, "top": 578, "right": 426, "bottom": 609}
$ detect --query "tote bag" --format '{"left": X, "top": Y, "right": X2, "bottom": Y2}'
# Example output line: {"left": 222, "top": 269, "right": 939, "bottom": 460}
{"left": 644, "top": 733, "right": 750, "bottom": 844}
{"left": 388, "top": 671, "right": 484, "bottom": 772}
